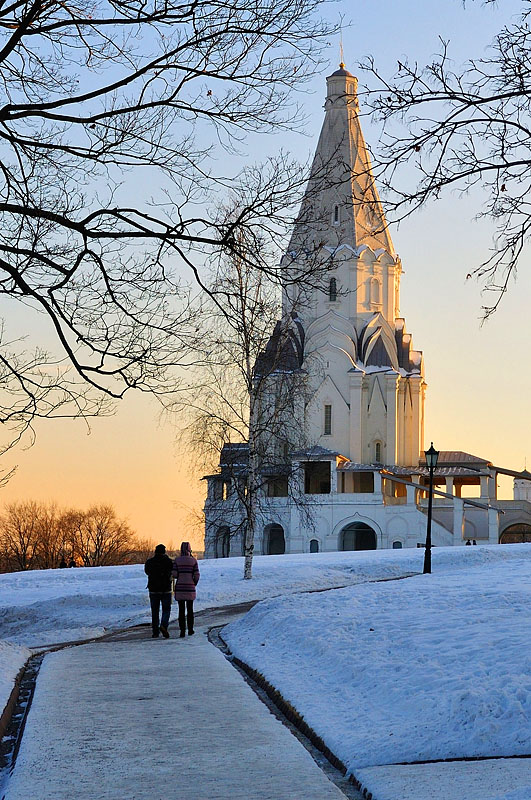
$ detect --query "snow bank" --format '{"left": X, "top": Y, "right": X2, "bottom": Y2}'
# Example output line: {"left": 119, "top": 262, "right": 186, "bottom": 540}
{"left": 354, "top": 760, "right": 531, "bottom": 800}
{"left": 223, "top": 545, "right": 531, "bottom": 770}
{"left": 0, "top": 641, "right": 30, "bottom": 717}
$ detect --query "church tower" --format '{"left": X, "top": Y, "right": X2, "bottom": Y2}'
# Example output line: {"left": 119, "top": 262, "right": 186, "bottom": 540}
{"left": 283, "top": 65, "right": 425, "bottom": 467}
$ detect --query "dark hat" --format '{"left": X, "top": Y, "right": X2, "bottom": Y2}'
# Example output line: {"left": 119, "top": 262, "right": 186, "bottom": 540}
{"left": 155, "top": 544, "right": 166, "bottom": 554}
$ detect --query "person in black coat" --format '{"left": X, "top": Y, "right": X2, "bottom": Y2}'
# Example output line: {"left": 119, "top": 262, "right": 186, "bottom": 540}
{"left": 144, "top": 544, "right": 173, "bottom": 638}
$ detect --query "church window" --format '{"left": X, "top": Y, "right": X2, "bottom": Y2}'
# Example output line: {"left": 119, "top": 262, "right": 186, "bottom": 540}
{"left": 304, "top": 461, "right": 331, "bottom": 494}
{"left": 333, "top": 204, "right": 340, "bottom": 224}
{"left": 375, "top": 441, "right": 382, "bottom": 462}
{"left": 267, "top": 476, "right": 288, "bottom": 497}
{"left": 324, "top": 404, "right": 332, "bottom": 435}
{"left": 329, "top": 278, "right": 337, "bottom": 302}
{"left": 310, "top": 539, "right": 319, "bottom": 553}
{"left": 216, "top": 527, "right": 231, "bottom": 558}
{"left": 392, "top": 540, "right": 403, "bottom": 549}
{"left": 371, "top": 278, "right": 381, "bottom": 304}
{"left": 352, "top": 471, "right": 374, "bottom": 493}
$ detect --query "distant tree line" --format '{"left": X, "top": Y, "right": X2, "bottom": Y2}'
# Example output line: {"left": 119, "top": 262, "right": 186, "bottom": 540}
{"left": 0, "top": 502, "right": 156, "bottom": 573}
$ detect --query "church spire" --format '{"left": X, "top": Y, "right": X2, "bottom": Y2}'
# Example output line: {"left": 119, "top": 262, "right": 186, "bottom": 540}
{"left": 291, "top": 65, "right": 395, "bottom": 257}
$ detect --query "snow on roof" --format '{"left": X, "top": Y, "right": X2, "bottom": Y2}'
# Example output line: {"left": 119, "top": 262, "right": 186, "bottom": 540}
{"left": 338, "top": 463, "right": 416, "bottom": 474}
{"left": 419, "top": 450, "right": 490, "bottom": 466}
{"left": 291, "top": 445, "right": 342, "bottom": 460}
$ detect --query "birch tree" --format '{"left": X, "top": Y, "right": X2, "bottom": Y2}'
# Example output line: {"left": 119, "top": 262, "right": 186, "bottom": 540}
{"left": 178, "top": 246, "right": 313, "bottom": 580}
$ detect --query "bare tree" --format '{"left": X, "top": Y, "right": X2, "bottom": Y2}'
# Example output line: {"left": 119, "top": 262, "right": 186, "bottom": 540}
{"left": 0, "top": 498, "right": 165, "bottom": 570}
{"left": 125, "top": 536, "right": 156, "bottom": 565}
{"left": 0, "top": 0, "right": 337, "bottom": 450}
{"left": 178, "top": 244, "right": 318, "bottom": 579}
{"left": 70, "top": 505, "right": 135, "bottom": 566}
{"left": 359, "top": 0, "right": 531, "bottom": 316}
{"left": 0, "top": 500, "right": 43, "bottom": 570}
{"left": 35, "top": 503, "right": 65, "bottom": 569}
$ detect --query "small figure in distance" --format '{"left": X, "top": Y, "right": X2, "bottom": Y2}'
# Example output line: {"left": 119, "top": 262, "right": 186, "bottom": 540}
{"left": 144, "top": 544, "right": 173, "bottom": 639}
{"left": 68, "top": 557, "right": 77, "bottom": 567}
{"left": 59, "top": 555, "right": 67, "bottom": 569}
{"left": 465, "top": 540, "right": 471, "bottom": 546}
{"left": 172, "top": 542, "right": 200, "bottom": 639}
{"left": 472, "top": 539, "right": 477, "bottom": 545}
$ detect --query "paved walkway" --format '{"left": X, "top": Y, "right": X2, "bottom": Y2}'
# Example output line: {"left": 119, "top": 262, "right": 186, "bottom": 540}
{"left": 4, "top": 614, "right": 346, "bottom": 800}
{"left": 4, "top": 607, "right": 529, "bottom": 800}
{"left": 356, "top": 759, "right": 531, "bottom": 800}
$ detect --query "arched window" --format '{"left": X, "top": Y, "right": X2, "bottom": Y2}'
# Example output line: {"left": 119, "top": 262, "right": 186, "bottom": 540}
{"left": 329, "top": 278, "right": 337, "bottom": 302}
{"left": 324, "top": 404, "right": 332, "bottom": 436}
{"left": 310, "top": 539, "right": 319, "bottom": 553}
{"left": 375, "top": 441, "right": 382, "bottom": 463}
{"left": 392, "top": 540, "right": 403, "bottom": 549}
{"left": 333, "top": 205, "right": 340, "bottom": 224}
{"left": 371, "top": 277, "right": 381, "bottom": 304}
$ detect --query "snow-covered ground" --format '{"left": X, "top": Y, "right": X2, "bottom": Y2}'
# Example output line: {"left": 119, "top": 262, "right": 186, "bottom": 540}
{"left": 0, "top": 545, "right": 428, "bottom": 716}
{"left": 0, "top": 641, "right": 30, "bottom": 717}
{"left": 223, "top": 544, "right": 531, "bottom": 778}
{"left": 0, "top": 546, "right": 428, "bottom": 649}
{"left": 354, "top": 760, "right": 531, "bottom": 800}
{"left": 2, "top": 543, "right": 527, "bottom": 650}
{"left": 0, "top": 544, "right": 529, "bottom": 800}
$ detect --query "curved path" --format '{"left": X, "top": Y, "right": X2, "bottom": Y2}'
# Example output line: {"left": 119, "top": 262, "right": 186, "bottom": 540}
{"left": 3, "top": 606, "right": 350, "bottom": 800}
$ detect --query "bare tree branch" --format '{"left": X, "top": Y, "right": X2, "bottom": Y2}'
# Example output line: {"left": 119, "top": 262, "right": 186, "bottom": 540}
{"left": 358, "top": 1, "right": 531, "bottom": 317}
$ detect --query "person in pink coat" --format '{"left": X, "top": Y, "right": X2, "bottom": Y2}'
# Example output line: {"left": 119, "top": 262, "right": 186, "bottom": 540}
{"left": 172, "top": 542, "right": 200, "bottom": 638}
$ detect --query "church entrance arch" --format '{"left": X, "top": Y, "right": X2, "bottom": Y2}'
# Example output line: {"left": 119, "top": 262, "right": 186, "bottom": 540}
{"left": 263, "top": 524, "right": 285, "bottom": 555}
{"left": 499, "top": 523, "right": 531, "bottom": 544}
{"left": 340, "top": 522, "right": 377, "bottom": 551}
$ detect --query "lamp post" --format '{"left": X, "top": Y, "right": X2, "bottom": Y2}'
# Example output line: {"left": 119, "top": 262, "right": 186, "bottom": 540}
{"left": 423, "top": 442, "right": 439, "bottom": 574}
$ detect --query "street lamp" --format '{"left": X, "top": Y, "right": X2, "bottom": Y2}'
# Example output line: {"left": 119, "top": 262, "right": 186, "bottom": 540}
{"left": 423, "top": 442, "right": 439, "bottom": 574}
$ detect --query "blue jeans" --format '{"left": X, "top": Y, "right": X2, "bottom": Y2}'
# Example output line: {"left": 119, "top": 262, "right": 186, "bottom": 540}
{"left": 149, "top": 592, "right": 171, "bottom": 634}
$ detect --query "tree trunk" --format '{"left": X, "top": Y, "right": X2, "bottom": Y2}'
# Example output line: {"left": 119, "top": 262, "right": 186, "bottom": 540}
{"left": 243, "top": 392, "right": 260, "bottom": 580}
{"left": 243, "top": 514, "right": 255, "bottom": 580}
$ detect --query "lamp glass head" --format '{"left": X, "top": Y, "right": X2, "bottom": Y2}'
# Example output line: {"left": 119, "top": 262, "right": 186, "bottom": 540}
{"left": 425, "top": 442, "right": 439, "bottom": 469}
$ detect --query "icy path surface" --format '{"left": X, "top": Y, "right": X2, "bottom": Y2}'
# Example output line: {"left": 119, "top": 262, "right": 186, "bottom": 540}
{"left": 356, "top": 760, "right": 531, "bottom": 800}
{"left": 3, "top": 629, "right": 345, "bottom": 800}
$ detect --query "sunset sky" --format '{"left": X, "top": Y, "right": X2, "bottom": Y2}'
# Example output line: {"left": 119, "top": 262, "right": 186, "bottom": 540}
{"left": 1, "top": 0, "right": 528, "bottom": 549}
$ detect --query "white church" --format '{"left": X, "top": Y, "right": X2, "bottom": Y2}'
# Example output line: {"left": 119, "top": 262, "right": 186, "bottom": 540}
{"left": 203, "top": 65, "right": 531, "bottom": 558}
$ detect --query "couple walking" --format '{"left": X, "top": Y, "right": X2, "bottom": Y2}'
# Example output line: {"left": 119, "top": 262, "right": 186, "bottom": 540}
{"left": 144, "top": 542, "right": 200, "bottom": 639}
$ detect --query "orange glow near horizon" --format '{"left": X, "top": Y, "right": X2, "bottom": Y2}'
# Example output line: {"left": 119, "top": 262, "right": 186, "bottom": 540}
{"left": 0, "top": 393, "right": 206, "bottom": 552}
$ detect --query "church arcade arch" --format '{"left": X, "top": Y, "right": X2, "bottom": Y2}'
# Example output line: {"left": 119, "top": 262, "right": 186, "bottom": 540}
{"left": 340, "top": 522, "right": 377, "bottom": 550}
{"left": 263, "top": 524, "right": 286, "bottom": 555}
{"left": 499, "top": 523, "right": 531, "bottom": 544}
